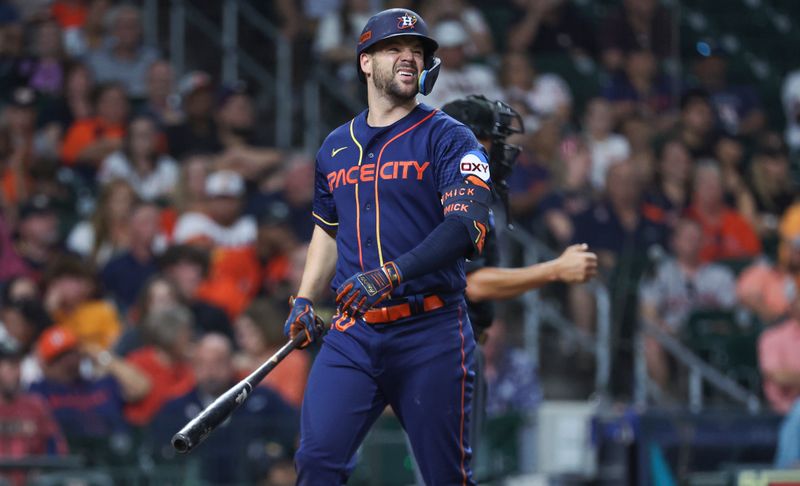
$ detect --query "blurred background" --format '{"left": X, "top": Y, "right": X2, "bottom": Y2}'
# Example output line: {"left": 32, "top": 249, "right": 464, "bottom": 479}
{"left": 1, "top": 0, "right": 800, "bottom": 484}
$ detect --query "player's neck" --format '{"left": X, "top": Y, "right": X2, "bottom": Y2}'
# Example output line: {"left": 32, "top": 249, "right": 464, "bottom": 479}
{"left": 366, "top": 90, "right": 418, "bottom": 127}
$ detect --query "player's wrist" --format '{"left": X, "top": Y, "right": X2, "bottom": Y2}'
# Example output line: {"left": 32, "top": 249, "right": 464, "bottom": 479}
{"left": 293, "top": 296, "right": 314, "bottom": 307}
{"left": 381, "top": 262, "right": 403, "bottom": 287}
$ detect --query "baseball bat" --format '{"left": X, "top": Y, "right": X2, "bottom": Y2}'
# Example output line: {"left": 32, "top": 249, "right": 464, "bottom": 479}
{"left": 171, "top": 317, "right": 325, "bottom": 454}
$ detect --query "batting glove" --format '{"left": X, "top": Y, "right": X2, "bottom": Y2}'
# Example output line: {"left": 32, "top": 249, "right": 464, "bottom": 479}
{"left": 283, "top": 297, "right": 317, "bottom": 348}
{"left": 335, "top": 262, "right": 402, "bottom": 318}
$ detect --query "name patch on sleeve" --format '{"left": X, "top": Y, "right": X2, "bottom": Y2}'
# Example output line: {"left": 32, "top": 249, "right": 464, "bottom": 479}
{"left": 459, "top": 151, "right": 491, "bottom": 182}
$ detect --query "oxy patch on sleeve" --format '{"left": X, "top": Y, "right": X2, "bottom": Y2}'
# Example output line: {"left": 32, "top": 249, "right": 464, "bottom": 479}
{"left": 459, "top": 150, "right": 491, "bottom": 182}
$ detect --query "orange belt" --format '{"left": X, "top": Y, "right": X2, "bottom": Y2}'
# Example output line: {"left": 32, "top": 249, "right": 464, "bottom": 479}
{"left": 363, "top": 295, "right": 445, "bottom": 324}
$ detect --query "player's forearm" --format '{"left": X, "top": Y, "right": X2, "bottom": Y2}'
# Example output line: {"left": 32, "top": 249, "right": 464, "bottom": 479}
{"left": 394, "top": 218, "right": 472, "bottom": 281}
{"left": 466, "top": 260, "right": 562, "bottom": 302}
{"left": 297, "top": 225, "right": 338, "bottom": 302}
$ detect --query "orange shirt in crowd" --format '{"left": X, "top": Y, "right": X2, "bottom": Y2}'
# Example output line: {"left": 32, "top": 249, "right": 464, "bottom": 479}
{"left": 758, "top": 319, "right": 800, "bottom": 414}
{"left": 237, "top": 350, "right": 310, "bottom": 408}
{"left": 54, "top": 300, "right": 121, "bottom": 350}
{"left": 60, "top": 118, "right": 125, "bottom": 166}
{"left": 195, "top": 246, "right": 292, "bottom": 319}
{"left": 124, "top": 347, "right": 195, "bottom": 426}
{"left": 685, "top": 206, "right": 762, "bottom": 263}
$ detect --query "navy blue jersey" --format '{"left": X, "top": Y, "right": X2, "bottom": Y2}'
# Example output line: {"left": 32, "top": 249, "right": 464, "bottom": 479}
{"left": 313, "top": 103, "right": 486, "bottom": 298}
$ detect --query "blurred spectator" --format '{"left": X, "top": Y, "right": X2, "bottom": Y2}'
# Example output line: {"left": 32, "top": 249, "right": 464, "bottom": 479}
{"left": 693, "top": 44, "right": 765, "bottom": 137}
{"left": 124, "top": 305, "right": 195, "bottom": 426}
{"left": 113, "top": 275, "right": 182, "bottom": 357}
{"left": 173, "top": 170, "right": 257, "bottom": 248}
{"left": 672, "top": 89, "right": 718, "bottom": 159}
{"left": 713, "top": 135, "right": 756, "bottom": 227}
{"left": 0, "top": 216, "right": 28, "bottom": 283}
{"left": 233, "top": 299, "right": 310, "bottom": 407}
{"left": 28, "top": 326, "right": 149, "bottom": 449}
{"left": 101, "top": 201, "right": 162, "bottom": 313}
{"left": 420, "top": 0, "right": 494, "bottom": 57}
{"left": 42, "top": 256, "right": 121, "bottom": 349}
{"left": 215, "top": 83, "right": 283, "bottom": 181}
{"left": 279, "top": 156, "right": 316, "bottom": 241}
{"left": 747, "top": 136, "right": 797, "bottom": 241}
{"left": 0, "top": 337, "right": 68, "bottom": 486}
{"left": 166, "top": 71, "right": 222, "bottom": 159}
{"left": 507, "top": 0, "right": 595, "bottom": 59}
{"left": 685, "top": 162, "right": 761, "bottom": 264}
{"left": 599, "top": 0, "right": 674, "bottom": 71}
{"left": 86, "top": 4, "right": 158, "bottom": 98}
{"left": 0, "top": 19, "right": 27, "bottom": 93}
{"left": 482, "top": 319, "right": 541, "bottom": 417}
{"left": 602, "top": 49, "right": 673, "bottom": 127}
{"left": 643, "top": 139, "right": 692, "bottom": 229}
{"left": 67, "top": 179, "right": 137, "bottom": 265}
{"left": 171, "top": 151, "right": 212, "bottom": 217}
{"left": 0, "top": 297, "right": 50, "bottom": 386}
{"left": 314, "top": 0, "right": 374, "bottom": 86}
{"left": 759, "top": 295, "right": 800, "bottom": 414}
{"left": 12, "top": 194, "right": 62, "bottom": 281}
{"left": 583, "top": 97, "right": 631, "bottom": 191}
{"left": 151, "top": 333, "right": 298, "bottom": 484}
{"left": 569, "top": 162, "right": 668, "bottom": 331}
{"left": 639, "top": 218, "right": 737, "bottom": 387}
{"left": 620, "top": 114, "right": 656, "bottom": 184}
{"left": 60, "top": 82, "right": 129, "bottom": 176}
{"left": 97, "top": 115, "right": 179, "bottom": 202}
{"left": 50, "top": 0, "right": 87, "bottom": 33}
{"left": 419, "top": 20, "right": 502, "bottom": 109}
{"left": 37, "top": 62, "right": 94, "bottom": 145}
{"left": 737, "top": 211, "right": 800, "bottom": 324}
{"left": 1, "top": 275, "right": 39, "bottom": 303}
{"left": 69, "top": 0, "right": 111, "bottom": 57}
{"left": 138, "top": 59, "right": 182, "bottom": 128}
{"left": 159, "top": 244, "right": 233, "bottom": 340}
{"left": 1, "top": 87, "right": 39, "bottom": 207}
{"left": 21, "top": 20, "right": 66, "bottom": 97}
{"left": 500, "top": 52, "right": 572, "bottom": 129}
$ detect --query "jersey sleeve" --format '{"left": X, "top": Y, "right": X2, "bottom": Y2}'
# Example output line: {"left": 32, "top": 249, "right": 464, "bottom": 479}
{"left": 312, "top": 157, "right": 338, "bottom": 232}
{"left": 432, "top": 123, "right": 490, "bottom": 192}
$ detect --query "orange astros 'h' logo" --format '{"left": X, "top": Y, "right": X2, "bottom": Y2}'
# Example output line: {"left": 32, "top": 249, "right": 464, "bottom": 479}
{"left": 397, "top": 14, "right": 417, "bottom": 30}
{"left": 327, "top": 161, "right": 430, "bottom": 191}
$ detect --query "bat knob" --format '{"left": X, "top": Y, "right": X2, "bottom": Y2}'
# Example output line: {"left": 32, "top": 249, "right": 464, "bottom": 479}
{"left": 172, "top": 433, "right": 192, "bottom": 454}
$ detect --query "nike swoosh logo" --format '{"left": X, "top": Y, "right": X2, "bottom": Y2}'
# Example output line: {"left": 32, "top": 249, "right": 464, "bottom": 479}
{"left": 331, "top": 146, "right": 348, "bottom": 157}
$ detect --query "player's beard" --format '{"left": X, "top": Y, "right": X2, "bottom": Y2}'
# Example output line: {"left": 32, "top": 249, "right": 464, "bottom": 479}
{"left": 372, "top": 61, "right": 418, "bottom": 102}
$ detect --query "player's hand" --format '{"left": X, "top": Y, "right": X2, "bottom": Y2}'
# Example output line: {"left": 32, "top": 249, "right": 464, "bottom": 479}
{"left": 335, "top": 262, "right": 402, "bottom": 317}
{"left": 283, "top": 297, "right": 318, "bottom": 348}
{"left": 556, "top": 243, "right": 598, "bottom": 284}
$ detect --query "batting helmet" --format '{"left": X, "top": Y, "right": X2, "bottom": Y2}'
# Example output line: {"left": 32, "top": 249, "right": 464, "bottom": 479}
{"left": 356, "top": 8, "right": 441, "bottom": 96}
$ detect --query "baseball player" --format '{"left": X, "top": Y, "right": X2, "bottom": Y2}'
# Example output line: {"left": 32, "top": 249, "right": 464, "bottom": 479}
{"left": 283, "top": 8, "right": 491, "bottom": 485}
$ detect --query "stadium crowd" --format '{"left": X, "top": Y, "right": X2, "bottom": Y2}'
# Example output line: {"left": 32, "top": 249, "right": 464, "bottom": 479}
{"left": 1, "top": 0, "right": 800, "bottom": 483}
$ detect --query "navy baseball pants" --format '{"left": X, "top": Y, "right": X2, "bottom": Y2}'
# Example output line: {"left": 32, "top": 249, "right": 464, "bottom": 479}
{"left": 294, "top": 301, "right": 476, "bottom": 485}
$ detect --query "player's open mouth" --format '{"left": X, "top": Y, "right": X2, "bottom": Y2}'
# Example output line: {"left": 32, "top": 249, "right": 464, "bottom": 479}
{"left": 396, "top": 66, "right": 417, "bottom": 79}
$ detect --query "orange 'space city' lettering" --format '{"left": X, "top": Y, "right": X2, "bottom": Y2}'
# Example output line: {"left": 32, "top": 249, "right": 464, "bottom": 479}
{"left": 327, "top": 161, "right": 430, "bottom": 191}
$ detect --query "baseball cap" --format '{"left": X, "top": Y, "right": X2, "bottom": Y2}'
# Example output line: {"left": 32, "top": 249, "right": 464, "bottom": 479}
{"left": 19, "top": 194, "right": 56, "bottom": 220}
{"left": 8, "top": 86, "right": 37, "bottom": 108}
{"left": 205, "top": 170, "right": 245, "bottom": 198}
{"left": 432, "top": 20, "right": 468, "bottom": 48}
{"left": 177, "top": 71, "right": 213, "bottom": 99}
{"left": 36, "top": 326, "right": 79, "bottom": 364}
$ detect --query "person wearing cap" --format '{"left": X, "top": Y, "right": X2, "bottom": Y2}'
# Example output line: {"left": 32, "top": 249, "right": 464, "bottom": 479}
{"left": 85, "top": 4, "right": 158, "bottom": 98}
{"left": 12, "top": 194, "right": 62, "bottom": 282}
{"left": 28, "top": 325, "right": 150, "bottom": 448}
{"left": 165, "top": 71, "right": 223, "bottom": 159}
{"left": 0, "top": 336, "right": 68, "bottom": 486}
{"left": 418, "top": 19, "right": 502, "bottom": 109}
{"left": 172, "top": 169, "right": 257, "bottom": 248}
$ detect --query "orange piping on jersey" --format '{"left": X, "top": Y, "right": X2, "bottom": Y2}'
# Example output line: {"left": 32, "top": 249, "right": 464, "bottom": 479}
{"left": 349, "top": 119, "right": 366, "bottom": 271}
{"left": 374, "top": 109, "right": 438, "bottom": 265}
{"left": 465, "top": 174, "right": 490, "bottom": 190}
{"left": 457, "top": 304, "right": 468, "bottom": 485}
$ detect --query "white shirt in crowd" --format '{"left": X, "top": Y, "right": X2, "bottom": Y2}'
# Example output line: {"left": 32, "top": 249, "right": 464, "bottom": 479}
{"left": 97, "top": 151, "right": 180, "bottom": 202}
{"left": 587, "top": 134, "right": 631, "bottom": 190}
{"left": 172, "top": 212, "right": 257, "bottom": 248}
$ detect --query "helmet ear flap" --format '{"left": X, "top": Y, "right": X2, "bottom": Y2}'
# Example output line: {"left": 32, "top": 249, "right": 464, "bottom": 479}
{"left": 418, "top": 56, "right": 441, "bottom": 96}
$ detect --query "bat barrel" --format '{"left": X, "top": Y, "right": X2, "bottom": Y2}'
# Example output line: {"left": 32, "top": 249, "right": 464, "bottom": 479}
{"left": 171, "top": 433, "right": 192, "bottom": 453}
